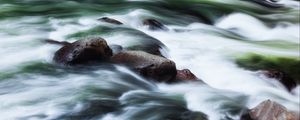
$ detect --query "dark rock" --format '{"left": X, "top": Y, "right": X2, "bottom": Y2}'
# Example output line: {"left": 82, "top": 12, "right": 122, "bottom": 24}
{"left": 243, "top": 100, "right": 299, "bottom": 120}
{"left": 125, "top": 44, "right": 168, "bottom": 57}
{"left": 45, "top": 39, "right": 71, "bottom": 46}
{"left": 247, "top": 0, "right": 283, "bottom": 8}
{"left": 262, "top": 69, "right": 297, "bottom": 91}
{"left": 98, "top": 17, "right": 123, "bottom": 25}
{"left": 66, "top": 25, "right": 169, "bottom": 57}
{"left": 143, "top": 19, "right": 169, "bottom": 31}
{"left": 53, "top": 37, "right": 112, "bottom": 65}
{"left": 111, "top": 51, "right": 177, "bottom": 82}
{"left": 176, "top": 69, "right": 199, "bottom": 81}
{"left": 240, "top": 109, "right": 253, "bottom": 120}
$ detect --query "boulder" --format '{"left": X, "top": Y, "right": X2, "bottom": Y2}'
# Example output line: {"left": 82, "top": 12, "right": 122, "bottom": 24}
{"left": 126, "top": 43, "right": 166, "bottom": 57}
{"left": 242, "top": 100, "right": 299, "bottom": 120}
{"left": 53, "top": 37, "right": 112, "bottom": 65}
{"left": 143, "top": 19, "right": 169, "bottom": 31}
{"left": 98, "top": 17, "right": 123, "bottom": 25}
{"left": 176, "top": 69, "right": 200, "bottom": 81}
{"left": 261, "top": 69, "right": 297, "bottom": 91}
{"left": 111, "top": 51, "right": 177, "bottom": 82}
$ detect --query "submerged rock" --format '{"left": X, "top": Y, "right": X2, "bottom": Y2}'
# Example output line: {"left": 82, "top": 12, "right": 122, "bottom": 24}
{"left": 261, "top": 69, "right": 297, "bottom": 91}
{"left": 53, "top": 37, "right": 113, "bottom": 65}
{"left": 111, "top": 51, "right": 177, "bottom": 82}
{"left": 143, "top": 19, "right": 169, "bottom": 31}
{"left": 242, "top": 100, "right": 299, "bottom": 120}
{"left": 98, "top": 17, "right": 123, "bottom": 25}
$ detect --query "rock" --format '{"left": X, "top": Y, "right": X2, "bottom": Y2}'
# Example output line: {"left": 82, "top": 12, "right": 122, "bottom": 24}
{"left": 109, "top": 44, "right": 123, "bottom": 55}
{"left": 53, "top": 37, "right": 112, "bottom": 65}
{"left": 262, "top": 69, "right": 297, "bottom": 91}
{"left": 240, "top": 110, "right": 253, "bottom": 120}
{"left": 98, "top": 17, "right": 123, "bottom": 25}
{"left": 45, "top": 39, "right": 71, "bottom": 46}
{"left": 111, "top": 51, "right": 177, "bottom": 82}
{"left": 248, "top": 0, "right": 283, "bottom": 8}
{"left": 143, "top": 19, "right": 169, "bottom": 31}
{"left": 176, "top": 69, "right": 199, "bottom": 81}
{"left": 243, "top": 100, "right": 299, "bottom": 120}
{"left": 126, "top": 44, "right": 166, "bottom": 57}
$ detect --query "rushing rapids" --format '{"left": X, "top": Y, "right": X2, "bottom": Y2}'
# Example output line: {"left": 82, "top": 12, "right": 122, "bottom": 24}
{"left": 0, "top": 0, "right": 299, "bottom": 120}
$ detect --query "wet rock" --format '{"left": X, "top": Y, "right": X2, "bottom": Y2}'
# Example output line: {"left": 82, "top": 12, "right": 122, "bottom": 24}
{"left": 53, "top": 37, "right": 113, "bottom": 65}
{"left": 66, "top": 25, "right": 169, "bottom": 57}
{"left": 126, "top": 44, "right": 167, "bottom": 58}
{"left": 109, "top": 44, "right": 123, "bottom": 55}
{"left": 247, "top": 0, "right": 283, "bottom": 8}
{"left": 45, "top": 39, "right": 71, "bottom": 46}
{"left": 143, "top": 19, "right": 169, "bottom": 31}
{"left": 98, "top": 17, "right": 123, "bottom": 25}
{"left": 176, "top": 69, "right": 200, "bottom": 81}
{"left": 242, "top": 100, "right": 299, "bottom": 120}
{"left": 111, "top": 51, "right": 177, "bottom": 82}
{"left": 262, "top": 69, "right": 297, "bottom": 91}
{"left": 240, "top": 110, "right": 253, "bottom": 120}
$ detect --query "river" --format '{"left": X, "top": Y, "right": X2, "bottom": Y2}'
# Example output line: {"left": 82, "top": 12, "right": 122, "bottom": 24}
{"left": 0, "top": 0, "right": 299, "bottom": 120}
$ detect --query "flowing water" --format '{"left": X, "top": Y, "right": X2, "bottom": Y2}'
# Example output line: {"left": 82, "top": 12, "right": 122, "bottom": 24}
{"left": 0, "top": 0, "right": 299, "bottom": 120}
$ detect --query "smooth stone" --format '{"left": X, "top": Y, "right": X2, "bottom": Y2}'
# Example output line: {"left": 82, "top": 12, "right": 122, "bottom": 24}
{"left": 98, "top": 17, "right": 123, "bottom": 25}
{"left": 53, "top": 37, "right": 112, "bottom": 65}
{"left": 242, "top": 100, "right": 299, "bottom": 120}
{"left": 143, "top": 19, "right": 169, "bottom": 31}
{"left": 111, "top": 51, "right": 177, "bottom": 82}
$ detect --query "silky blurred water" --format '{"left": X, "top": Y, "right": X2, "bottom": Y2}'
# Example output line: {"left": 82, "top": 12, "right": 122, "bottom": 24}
{"left": 0, "top": 0, "right": 299, "bottom": 120}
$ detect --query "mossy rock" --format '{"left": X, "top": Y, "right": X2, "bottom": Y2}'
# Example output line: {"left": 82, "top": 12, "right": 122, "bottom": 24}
{"left": 235, "top": 53, "right": 300, "bottom": 84}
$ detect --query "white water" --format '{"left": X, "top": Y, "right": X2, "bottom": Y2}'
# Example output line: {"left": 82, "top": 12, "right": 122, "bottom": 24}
{"left": 139, "top": 13, "right": 300, "bottom": 119}
{"left": 103, "top": 6, "right": 300, "bottom": 119}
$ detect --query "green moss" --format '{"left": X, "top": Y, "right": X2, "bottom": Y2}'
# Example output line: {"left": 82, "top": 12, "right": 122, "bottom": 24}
{"left": 235, "top": 53, "right": 300, "bottom": 83}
